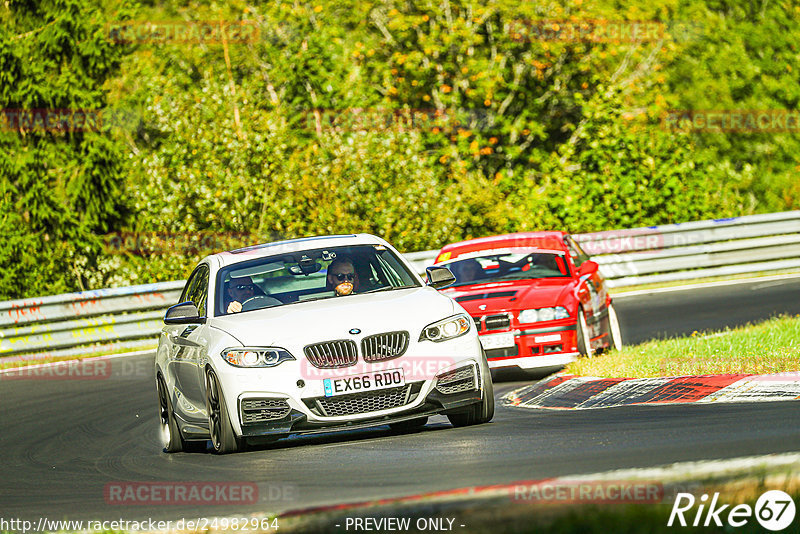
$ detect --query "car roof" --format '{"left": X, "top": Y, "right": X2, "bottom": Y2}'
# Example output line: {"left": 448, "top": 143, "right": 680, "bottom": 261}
{"left": 435, "top": 231, "right": 569, "bottom": 263}
{"left": 213, "top": 233, "right": 387, "bottom": 267}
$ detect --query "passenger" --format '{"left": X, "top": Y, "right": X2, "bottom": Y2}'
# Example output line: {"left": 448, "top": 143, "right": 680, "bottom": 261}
{"left": 531, "top": 254, "right": 559, "bottom": 272}
{"left": 451, "top": 259, "right": 484, "bottom": 284}
{"left": 327, "top": 257, "right": 360, "bottom": 296}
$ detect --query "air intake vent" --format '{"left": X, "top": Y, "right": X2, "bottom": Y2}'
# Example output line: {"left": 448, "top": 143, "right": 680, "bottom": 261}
{"left": 455, "top": 291, "right": 517, "bottom": 303}
{"left": 315, "top": 385, "right": 412, "bottom": 417}
{"left": 436, "top": 365, "right": 478, "bottom": 395}
{"left": 240, "top": 398, "right": 291, "bottom": 424}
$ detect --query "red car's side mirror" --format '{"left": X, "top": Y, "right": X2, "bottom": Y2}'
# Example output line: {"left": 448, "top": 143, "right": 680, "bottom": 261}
{"left": 578, "top": 260, "right": 599, "bottom": 277}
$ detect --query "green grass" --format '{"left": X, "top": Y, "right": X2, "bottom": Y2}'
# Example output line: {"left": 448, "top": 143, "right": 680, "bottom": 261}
{"left": 565, "top": 314, "right": 800, "bottom": 378}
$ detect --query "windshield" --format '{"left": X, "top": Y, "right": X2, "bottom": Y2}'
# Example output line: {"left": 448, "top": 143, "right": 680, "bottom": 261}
{"left": 216, "top": 244, "right": 421, "bottom": 315}
{"left": 445, "top": 252, "right": 570, "bottom": 286}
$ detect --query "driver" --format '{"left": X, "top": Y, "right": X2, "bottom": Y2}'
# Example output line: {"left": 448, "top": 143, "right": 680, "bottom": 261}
{"left": 327, "top": 257, "right": 360, "bottom": 296}
{"left": 226, "top": 276, "right": 257, "bottom": 314}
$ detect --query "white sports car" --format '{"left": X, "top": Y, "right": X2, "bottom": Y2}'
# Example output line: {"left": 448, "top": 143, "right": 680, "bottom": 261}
{"left": 155, "top": 234, "right": 494, "bottom": 453}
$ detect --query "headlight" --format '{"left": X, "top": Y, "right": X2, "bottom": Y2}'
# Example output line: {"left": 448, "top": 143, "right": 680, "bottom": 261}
{"left": 221, "top": 347, "right": 295, "bottom": 368}
{"left": 419, "top": 314, "right": 471, "bottom": 342}
{"left": 518, "top": 307, "right": 569, "bottom": 323}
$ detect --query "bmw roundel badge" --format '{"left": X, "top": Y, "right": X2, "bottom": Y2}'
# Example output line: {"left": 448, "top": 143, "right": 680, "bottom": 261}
{"left": 349, "top": 328, "right": 361, "bottom": 335}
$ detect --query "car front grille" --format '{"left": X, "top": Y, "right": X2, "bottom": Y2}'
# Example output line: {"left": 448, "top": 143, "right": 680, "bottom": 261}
{"left": 304, "top": 340, "right": 358, "bottom": 368}
{"left": 485, "top": 313, "right": 511, "bottom": 330}
{"left": 240, "top": 398, "right": 291, "bottom": 424}
{"left": 435, "top": 364, "right": 478, "bottom": 395}
{"left": 361, "top": 331, "right": 409, "bottom": 362}
{"left": 472, "top": 316, "right": 482, "bottom": 332}
{"left": 315, "top": 385, "right": 412, "bottom": 417}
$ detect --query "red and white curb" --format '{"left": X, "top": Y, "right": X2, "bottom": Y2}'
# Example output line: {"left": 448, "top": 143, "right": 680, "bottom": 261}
{"left": 504, "top": 372, "right": 800, "bottom": 410}
{"left": 276, "top": 452, "right": 800, "bottom": 521}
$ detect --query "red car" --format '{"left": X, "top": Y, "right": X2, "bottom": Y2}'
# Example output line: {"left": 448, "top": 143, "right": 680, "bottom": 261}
{"left": 433, "top": 232, "right": 622, "bottom": 374}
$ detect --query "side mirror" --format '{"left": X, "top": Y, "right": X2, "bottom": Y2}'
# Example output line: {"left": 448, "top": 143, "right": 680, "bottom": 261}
{"left": 164, "top": 301, "right": 206, "bottom": 325}
{"left": 426, "top": 266, "right": 456, "bottom": 289}
{"left": 578, "top": 260, "right": 599, "bottom": 277}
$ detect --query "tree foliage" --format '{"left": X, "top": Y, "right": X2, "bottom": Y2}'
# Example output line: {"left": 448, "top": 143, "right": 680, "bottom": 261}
{"left": 2, "top": 0, "right": 798, "bottom": 298}
{"left": 0, "top": 0, "right": 129, "bottom": 299}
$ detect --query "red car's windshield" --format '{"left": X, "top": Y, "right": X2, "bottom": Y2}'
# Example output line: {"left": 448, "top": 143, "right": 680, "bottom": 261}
{"left": 446, "top": 252, "right": 570, "bottom": 286}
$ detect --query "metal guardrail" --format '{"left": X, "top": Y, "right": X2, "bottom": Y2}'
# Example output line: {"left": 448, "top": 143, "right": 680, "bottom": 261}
{"left": 2, "top": 211, "right": 798, "bottom": 362}
{"left": 573, "top": 210, "right": 800, "bottom": 286}
{"left": 0, "top": 282, "right": 183, "bottom": 362}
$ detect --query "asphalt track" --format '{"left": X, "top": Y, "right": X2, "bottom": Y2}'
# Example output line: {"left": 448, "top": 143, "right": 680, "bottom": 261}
{"left": 2, "top": 277, "right": 799, "bottom": 525}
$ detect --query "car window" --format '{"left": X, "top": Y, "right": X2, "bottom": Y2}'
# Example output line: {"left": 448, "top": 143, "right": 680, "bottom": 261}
{"left": 446, "top": 251, "right": 569, "bottom": 286}
{"left": 215, "top": 244, "right": 421, "bottom": 315}
{"left": 179, "top": 266, "right": 202, "bottom": 304}
{"left": 564, "top": 236, "right": 590, "bottom": 267}
{"left": 191, "top": 266, "right": 210, "bottom": 316}
{"left": 181, "top": 264, "right": 210, "bottom": 316}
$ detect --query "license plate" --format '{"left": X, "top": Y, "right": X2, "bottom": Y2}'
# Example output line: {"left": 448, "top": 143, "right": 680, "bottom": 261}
{"left": 479, "top": 332, "right": 516, "bottom": 350}
{"left": 323, "top": 368, "right": 405, "bottom": 397}
{"left": 534, "top": 334, "right": 562, "bottom": 344}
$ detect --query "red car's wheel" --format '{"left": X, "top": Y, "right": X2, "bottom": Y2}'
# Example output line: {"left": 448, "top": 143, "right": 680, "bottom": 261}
{"left": 577, "top": 307, "right": 593, "bottom": 357}
{"left": 607, "top": 303, "right": 623, "bottom": 351}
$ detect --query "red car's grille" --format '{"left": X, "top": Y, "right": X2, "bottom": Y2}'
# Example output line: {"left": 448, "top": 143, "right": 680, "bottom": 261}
{"left": 472, "top": 316, "right": 482, "bottom": 332}
{"left": 485, "top": 313, "right": 511, "bottom": 330}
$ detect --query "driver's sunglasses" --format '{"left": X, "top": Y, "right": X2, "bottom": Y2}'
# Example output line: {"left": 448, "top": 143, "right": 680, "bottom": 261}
{"left": 235, "top": 284, "right": 255, "bottom": 291}
{"left": 334, "top": 273, "right": 355, "bottom": 282}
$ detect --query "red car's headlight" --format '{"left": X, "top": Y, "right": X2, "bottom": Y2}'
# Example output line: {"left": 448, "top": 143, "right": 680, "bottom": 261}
{"left": 518, "top": 307, "right": 569, "bottom": 323}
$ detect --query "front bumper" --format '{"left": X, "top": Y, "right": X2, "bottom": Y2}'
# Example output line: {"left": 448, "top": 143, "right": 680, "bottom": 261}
{"left": 482, "top": 321, "right": 580, "bottom": 370}
{"left": 238, "top": 386, "right": 482, "bottom": 439}
{"left": 215, "top": 333, "right": 487, "bottom": 437}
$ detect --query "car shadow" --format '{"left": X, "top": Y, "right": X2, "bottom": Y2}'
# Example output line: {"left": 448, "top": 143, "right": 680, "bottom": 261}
{"left": 243, "top": 419, "right": 455, "bottom": 453}
{"left": 182, "top": 418, "right": 457, "bottom": 454}
{"left": 490, "top": 365, "right": 564, "bottom": 383}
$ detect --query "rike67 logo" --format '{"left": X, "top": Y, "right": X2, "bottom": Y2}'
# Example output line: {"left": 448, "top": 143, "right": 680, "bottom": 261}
{"left": 668, "top": 490, "right": 796, "bottom": 531}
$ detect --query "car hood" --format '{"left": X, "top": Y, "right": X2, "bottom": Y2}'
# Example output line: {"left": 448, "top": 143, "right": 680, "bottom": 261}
{"left": 441, "top": 278, "right": 575, "bottom": 315}
{"left": 209, "top": 286, "right": 456, "bottom": 346}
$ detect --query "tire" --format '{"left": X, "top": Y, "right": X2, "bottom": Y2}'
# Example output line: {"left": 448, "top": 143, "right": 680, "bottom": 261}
{"left": 157, "top": 374, "right": 185, "bottom": 453}
{"left": 389, "top": 417, "right": 428, "bottom": 432}
{"left": 577, "top": 307, "right": 594, "bottom": 358}
{"left": 205, "top": 369, "right": 243, "bottom": 454}
{"left": 447, "top": 356, "right": 495, "bottom": 427}
{"left": 606, "top": 303, "right": 623, "bottom": 351}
